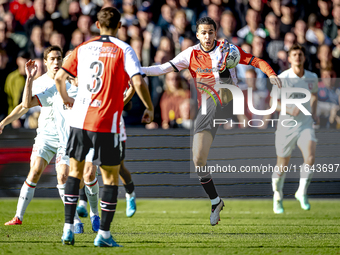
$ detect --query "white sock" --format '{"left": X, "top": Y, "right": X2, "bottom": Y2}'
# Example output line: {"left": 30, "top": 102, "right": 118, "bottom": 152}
{"left": 74, "top": 211, "right": 81, "bottom": 224}
{"left": 297, "top": 163, "right": 314, "bottom": 195}
{"left": 64, "top": 223, "right": 74, "bottom": 233}
{"left": 98, "top": 229, "right": 111, "bottom": 239}
{"left": 272, "top": 171, "right": 286, "bottom": 201}
{"left": 78, "top": 200, "right": 87, "bottom": 208}
{"left": 85, "top": 178, "right": 99, "bottom": 217}
{"left": 15, "top": 179, "right": 36, "bottom": 221}
{"left": 126, "top": 191, "right": 136, "bottom": 199}
{"left": 210, "top": 196, "right": 220, "bottom": 205}
{"left": 57, "top": 184, "right": 66, "bottom": 205}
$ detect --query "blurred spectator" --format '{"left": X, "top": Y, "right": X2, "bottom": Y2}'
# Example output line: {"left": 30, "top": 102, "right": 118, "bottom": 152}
{"left": 77, "top": 15, "right": 93, "bottom": 41}
{"left": 0, "top": 19, "right": 20, "bottom": 70}
{"left": 323, "top": 4, "right": 340, "bottom": 40}
{"left": 49, "top": 31, "right": 66, "bottom": 52}
{"left": 294, "top": 19, "right": 317, "bottom": 71}
{"left": 63, "top": 0, "right": 82, "bottom": 41}
{"left": 207, "top": 4, "right": 223, "bottom": 30}
{"left": 121, "top": 0, "right": 137, "bottom": 27}
{"left": 160, "top": 72, "right": 190, "bottom": 129}
{"left": 157, "top": 4, "right": 173, "bottom": 32}
{"left": 264, "top": 12, "right": 284, "bottom": 66}
{"left": 179, "top": 0, "right": 196, "bottom": 32}
{"left": 127, "top": 19, "right": 141, "bottom": 39}
{"left": 237, "top": 8, "right": 266, "bottom": 44}
{"left": 130, "top": 37, "right": 142, "bottom": 61}
{"left": 79, "top": 0, "right": 99, "bottom": 19}
{"left": 332, "top": 27, "right": 340, "bottom": 60}
{"left": 268, "top": 0, "right": 281, "bottom": 17}
{"left": 45, "top": 0, "right": 63, "bottom": 32}
{"left": 166, "top": 10, "right": 194, "bottom": 55}
{"left": 0, "top": 48, "right": 10, "bottom": 119}
{"left": 136, "top": 1, "right": 154, "bottom": 32}
{"left": 177, "top": 98, "right": 195, "bottom": 129}
{"left": 4, "top": 51, "right": 29, "bottom": 123}
{"left": 24, "top": 0, "right": 47, "bottom": 36}
{"left": 277, "top": 50, "right": 289, "bottom": 74}
{"left": 42, "top": 19, "right": 54, "bottom": 43}
{"left": 117, "top": 21, "right": 129, "bottom": 42}
{"left": 280, "top": 0, "right": 295, "bottom": 35}
{"left": 283, "top": 31, "right": 296, "bottom": 51}
{"left": 317, "top": 66, "right": 340, "bottom": 128}
{"left": 27, "top": 25, "right": 45, "bottom": 59}
{"left": 306, "top": 13, "right": 331, "bottom": 45}
{"left": 217, "top": 10, "right": 241, "bottom": 45}
{"left": 317, "top": 0, "right": 333, "bottom": 28}
{"left": 181, "top": 37, "right": 194, "bottom": 51}
{"left": 9, "top": 0, "right": 35, "bottom": 25}
{"left": 158, "top": 36, "right": 175, "bottom": 59}
{"left": 3, "top": 11, "right": 27, "bottom": 49}
{"left": 316, "top": 44, "right": 340, "bottom": 77}
{"left": 69, "top": 29, "right": 84, "bottom": 50}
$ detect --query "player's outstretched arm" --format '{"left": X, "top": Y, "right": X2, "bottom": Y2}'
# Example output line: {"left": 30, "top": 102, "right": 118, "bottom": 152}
{"left": 0, "top": 103, "right": 29, "bottom": 134}
{"left": 22, "top": 60, "right": 39, "bottom": 109}
{"left": 55, "top": 68, "right": 74, "bottom": 108}
{"left": 310, "top": 92, "right": 318, "bottom": 121}
{"left": 141, "top": 62, "right": 175, "bottom": 77}
{"left": 131, "top": 74, "right": 154, "bottom": 123}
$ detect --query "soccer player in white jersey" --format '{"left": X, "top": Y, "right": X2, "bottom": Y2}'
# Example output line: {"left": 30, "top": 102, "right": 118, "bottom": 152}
{"left": 1, "top": 47, "right": 85, "bottom": 230}
{"left": 141, "top": 17, "right": 282, "bottom": 226}
{"left": 270, "top": 44, "right": 318, "bottom": 214}
{"left": 56, "top": 7, "right": 153, "bottom": 247}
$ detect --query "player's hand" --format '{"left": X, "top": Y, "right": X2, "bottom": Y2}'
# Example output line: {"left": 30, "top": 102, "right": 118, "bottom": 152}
{"left": 25, "top": 60, "right": 38, "bottom": 79}
{"left": 0, "top": 122, "right": 4, "bottom": 135}
{"left": 269, "top": 75, "right": 282, "bottom": 88}
{"left": 63, "top": 96, "right": 75, "bottom": 108}
{"left": 142, "top": 109, "right": 154, "bottom": 124}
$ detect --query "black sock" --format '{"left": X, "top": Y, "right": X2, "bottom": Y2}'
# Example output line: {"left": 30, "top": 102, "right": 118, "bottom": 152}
{"left": 124, "top": 181, "right": 134, "bottom": 194}
{"left": 79, "top": 186, "right": 87, "bottom": 202}
{"left": 100, "top": 185, "right": 118, "bottom": 231}
{"left": 64, "top": 177, "right": 80, "bottom": 224}
{"left": 198, "top": 172, "right": 218, "bottom": 200}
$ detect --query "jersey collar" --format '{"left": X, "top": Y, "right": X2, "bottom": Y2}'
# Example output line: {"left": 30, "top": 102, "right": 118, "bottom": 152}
{"left": 200, "top": 40, "right": 217, "bottom": 53}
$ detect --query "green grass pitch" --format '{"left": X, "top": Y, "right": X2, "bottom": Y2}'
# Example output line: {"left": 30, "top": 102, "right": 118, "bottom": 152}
{"left": 0, "top": 198, "right": 339, "bottom": 254}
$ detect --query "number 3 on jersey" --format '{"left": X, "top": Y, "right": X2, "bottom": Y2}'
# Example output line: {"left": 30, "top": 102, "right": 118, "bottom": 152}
{"left": 87, "top": 61, "right": 104, "bottom": 93}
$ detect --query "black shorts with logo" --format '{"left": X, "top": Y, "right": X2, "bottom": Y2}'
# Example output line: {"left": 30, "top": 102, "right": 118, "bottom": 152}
{"left": 67, "top": 127, "right": 121, "bottom": 166}
{"left": 194, "top": 95, "right": 233, "bottom": 139}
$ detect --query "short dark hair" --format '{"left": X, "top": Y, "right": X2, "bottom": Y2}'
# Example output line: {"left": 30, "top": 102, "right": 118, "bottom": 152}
{"left": 97, "top": 7, "right": 121, "bottom": 30}
{"left": 288, "top": 44, "right": 305, "bottom": 56}
{"left": 44, "top": 45, "right": 63, "bottom": 60}
{"left": 196, "top": 17, "right": 216, "bottom": 32}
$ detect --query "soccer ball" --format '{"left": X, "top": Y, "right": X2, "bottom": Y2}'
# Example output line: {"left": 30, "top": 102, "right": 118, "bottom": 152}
{"left": 225, "top": 44, "right": 240, "bottom": 69}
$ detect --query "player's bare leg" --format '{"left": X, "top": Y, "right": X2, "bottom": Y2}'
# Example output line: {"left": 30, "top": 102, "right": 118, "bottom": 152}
{"left": 192, "top": 131, "right": 224, "bottom": 226}
{"left": 119, "top": 160, "right": 136, "bottom": 217}
{"left": 83, "top": 162, "right": 100, "bottom": 232}
{"left": 272, "top": 156, "right": 290, "bottom": 214}
{"left": 5, "top": 156, "right": 48, "bottom": 225}
{"left": 295, "top": 139, "right": 317, "bottom": 210}
{"left": 93, "top": 164, "right": 122, "bottom": 247}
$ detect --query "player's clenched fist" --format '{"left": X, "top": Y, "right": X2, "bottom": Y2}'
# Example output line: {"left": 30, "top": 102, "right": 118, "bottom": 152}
{"left": 142, "top": 109, "right": 154, "bottom": 124}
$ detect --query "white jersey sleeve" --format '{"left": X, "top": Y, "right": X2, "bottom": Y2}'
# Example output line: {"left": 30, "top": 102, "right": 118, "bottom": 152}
{"left": 36, "top": 85, "right": 58, "bottom": 107}
{"left": 124, "top": 46, "right": 142, "bottom": 78}
{"left": 168, "top": 47, "right": 193, "bottom": 72}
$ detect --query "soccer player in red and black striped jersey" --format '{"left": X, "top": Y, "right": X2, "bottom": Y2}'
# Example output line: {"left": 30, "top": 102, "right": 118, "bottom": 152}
{"left": 55, "top": 7, "right": 154, "bottom": 247}
{"left": 142, "top": 17, "right": 282, "bottom": 226}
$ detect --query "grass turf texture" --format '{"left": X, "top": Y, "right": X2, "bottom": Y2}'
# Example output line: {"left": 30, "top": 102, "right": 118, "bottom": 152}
{"left": 0, "top": 199, "right": 339, "bottom": 254}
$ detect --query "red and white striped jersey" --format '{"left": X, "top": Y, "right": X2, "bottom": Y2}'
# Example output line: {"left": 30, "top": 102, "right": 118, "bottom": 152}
{"left": 62, "top": 35, "right": 142, "bottom": 133}
{"left": 168, "top": 41, "right": 275, "bottom": 107}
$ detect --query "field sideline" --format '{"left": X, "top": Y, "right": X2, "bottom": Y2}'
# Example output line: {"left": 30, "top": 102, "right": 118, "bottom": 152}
{"left": 0, "top": 199, "right": 339, "bottom": 254}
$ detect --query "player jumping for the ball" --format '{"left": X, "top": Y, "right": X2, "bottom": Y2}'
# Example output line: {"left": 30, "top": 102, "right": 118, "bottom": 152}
{"left": 141, "top": 17, "right": 282, "bottom": 226}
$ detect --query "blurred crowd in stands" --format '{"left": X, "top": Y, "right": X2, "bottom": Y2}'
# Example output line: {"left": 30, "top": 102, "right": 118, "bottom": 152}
{"left": 0, "top": 0, "right": 340, "bottom": 130}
